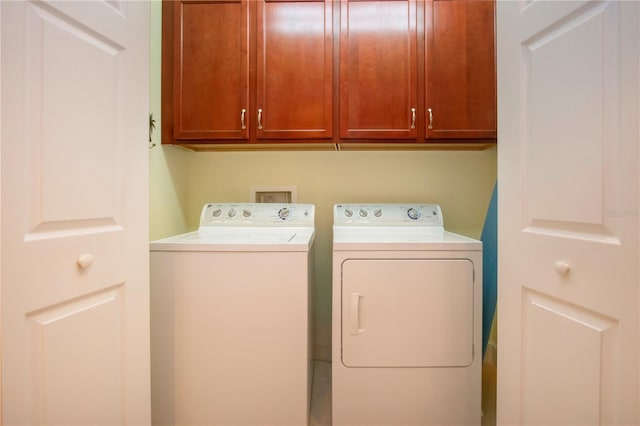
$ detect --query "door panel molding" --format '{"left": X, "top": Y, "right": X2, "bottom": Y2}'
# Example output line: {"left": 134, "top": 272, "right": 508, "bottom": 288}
{"left": 520, "top": 1, "right": 620, "bottom": 239}
{"left": 521, "top": 288, "right": 618, "bottom": 425}
{"left": 27, "top": 285, "right": 125, "bottom": 425}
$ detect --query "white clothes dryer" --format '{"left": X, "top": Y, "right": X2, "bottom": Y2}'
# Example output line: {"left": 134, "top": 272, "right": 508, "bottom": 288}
{"left": 332, "top": 204, "right": 482, "bottom": 426}
{"left": 150, "top": 203, "right": 315, "bottom": 426}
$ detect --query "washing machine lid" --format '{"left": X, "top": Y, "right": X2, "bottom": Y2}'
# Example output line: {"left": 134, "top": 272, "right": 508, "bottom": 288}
{"left": 150, "top": 227, "right": 315, "bottom": 252}
{"left": 150, "top": 203, "right": 315, "bottom": 252}
{"left": 333, "top": 204, "right": 481, "bottom": 251}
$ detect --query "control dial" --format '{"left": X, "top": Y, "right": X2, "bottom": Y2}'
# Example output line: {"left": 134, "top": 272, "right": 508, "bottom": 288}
{"left": 211, "top": 208, "right": 222, "bottom": 217}
{"left": 359, "top": 209, "right": 368, "bottom": 218}
{"left": 278, "top": 207, "right": 291, "bottom": 220}
{"left": 242, "top": 209, "right": 252, "bottom": 218}
{"left": 407, "top": 208, "right": 421, "bottom": 220}
{"left": 373, "top": 209, "right": 383, "bottom": 218}
{"left": 227, "top": 208, "right": 237, "bottom": 218}
{"left": 344, "top": 208, "right": 353, "bottom": 218}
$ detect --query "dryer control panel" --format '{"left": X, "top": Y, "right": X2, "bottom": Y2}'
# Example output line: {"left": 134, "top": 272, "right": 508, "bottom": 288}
{"left": 334, "top": 204, "right": 443, "bottom": 226}
{"left": 200, "top": 203, "right": 315, "bottom": 227}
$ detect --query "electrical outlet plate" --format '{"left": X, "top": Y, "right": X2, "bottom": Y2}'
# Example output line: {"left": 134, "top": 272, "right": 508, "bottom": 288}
{"left": 250, "top": 186, "right": 297, "bottom": 203}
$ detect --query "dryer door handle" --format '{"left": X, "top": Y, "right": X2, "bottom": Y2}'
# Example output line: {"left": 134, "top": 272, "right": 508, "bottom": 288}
{"left": 350, "top": 293, "right": 363, "bottom": 335}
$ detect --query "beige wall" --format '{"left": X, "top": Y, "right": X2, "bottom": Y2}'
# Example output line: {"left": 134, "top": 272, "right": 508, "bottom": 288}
{"left": 149, "top": 146, "right": 191, "bottom": 240}
{"left": 185, "top": 150, "right": 496, "bottom": 237}
{"left": 149, "top": 2, "right": 497, "bottom": 361}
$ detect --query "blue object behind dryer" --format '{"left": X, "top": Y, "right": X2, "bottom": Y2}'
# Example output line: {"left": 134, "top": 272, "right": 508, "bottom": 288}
{"left": 481, "top": 184, "right": 497, "bottom": 358}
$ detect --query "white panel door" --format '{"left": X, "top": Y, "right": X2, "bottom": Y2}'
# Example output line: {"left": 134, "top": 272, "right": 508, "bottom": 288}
{"left": 341, "top": 259, "right": 474, "bottom": 367}
{"left": 1, "top": 1, "right": 150, "bottom": 425}
{"left": 497, "top": 1, "right": 639, "bottom": 425}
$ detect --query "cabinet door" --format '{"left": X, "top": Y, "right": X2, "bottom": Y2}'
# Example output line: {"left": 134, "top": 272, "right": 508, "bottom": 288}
{"left": 340, "top": 0, "right": 418, "bottom": 139}
{"left": 256, "top": 0, "right": 333, "bottom": 139}
{"left": 425, "top": 0, "right": 496, "bottom": 140}
{"left": 173, "top": 1, "right": 249, "bottom": 140}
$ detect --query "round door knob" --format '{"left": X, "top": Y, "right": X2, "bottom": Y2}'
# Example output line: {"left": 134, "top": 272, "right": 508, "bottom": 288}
{"left": 77, "top": 254, "right": 94, "bottom": 269}
{"left": 554, "top": 260, "right": 570, "bottom": 275}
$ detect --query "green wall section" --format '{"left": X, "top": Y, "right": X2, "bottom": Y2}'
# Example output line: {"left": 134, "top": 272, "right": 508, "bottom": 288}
{"left": 149, "top": 1, "right": 190, "bottom": 240}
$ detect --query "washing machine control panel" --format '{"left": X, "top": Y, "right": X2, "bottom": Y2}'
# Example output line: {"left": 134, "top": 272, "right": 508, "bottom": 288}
{"left": 199, "top": 203, "right": 315, "bottom": 226}
{"left": 334, "top": 204, "right": 443, "bottom": 226}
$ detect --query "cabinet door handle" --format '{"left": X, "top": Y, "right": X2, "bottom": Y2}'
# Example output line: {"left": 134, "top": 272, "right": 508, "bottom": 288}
{"left": 427, "top": 108, "right": 434, "bottom": 130}
{"left": 240, "top": 108, "right": 246, "bottom": 130}
{"left": 410, "top": 107, "right": 416, "bottom": 129}
{"left": 257, "top": 108, "right": 263, "bottom": 130}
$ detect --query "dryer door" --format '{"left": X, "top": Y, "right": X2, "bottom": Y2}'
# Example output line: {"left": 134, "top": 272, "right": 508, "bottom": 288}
{"left": 341, "top": 258, "right": 474, "bottom": 367}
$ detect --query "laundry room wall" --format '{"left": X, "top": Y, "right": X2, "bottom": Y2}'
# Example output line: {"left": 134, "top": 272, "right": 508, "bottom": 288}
{"left": 149, "top": 145, "right": 191, "bottom": 240}
{"left": 148, "top": 2, "right": 497, "bottom": 361}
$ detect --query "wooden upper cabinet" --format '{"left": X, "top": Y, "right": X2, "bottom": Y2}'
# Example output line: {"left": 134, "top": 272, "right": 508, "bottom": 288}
{"left": 340, "top": 0, "right": 418, "bottom": 139}
{"left": 162, "top": 0, "right": 497, "bottom": 147}
{"left": 256, "top": 0, "right": 333, "bottom": 139}
{"left": 172, "top": 1, "right": 250, "bottom": 140}
{"left": 425, "top": 0, "right": 496, "bottom": 140}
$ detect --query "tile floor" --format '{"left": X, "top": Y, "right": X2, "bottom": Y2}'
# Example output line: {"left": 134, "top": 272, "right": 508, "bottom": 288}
{"left": 310, "top": 361, "right": 332, "bottom": 426}
{"left": 309, "top": 360, "right": 497, "bottom": 426}
{"left": 481, "top": 359, "right": 497, "bottom": 426}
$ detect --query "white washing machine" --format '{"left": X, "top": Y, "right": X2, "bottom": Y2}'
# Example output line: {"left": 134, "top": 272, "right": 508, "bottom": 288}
{"left": 332, "top": 204, "right": 482, "bottom": 426}
{"left": 150, "top": 203, "right": 315, "bottom": 426}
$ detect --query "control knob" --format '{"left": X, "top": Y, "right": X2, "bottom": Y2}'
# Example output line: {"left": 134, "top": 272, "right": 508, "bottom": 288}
{"left": 211, "top": 208, "right": 222, "bottom": 217}
{"left": 344, "top": 208, "right": 353, "bottom": 218}
{"left": 359, "top": 209, "right": 368, "bottom": 218}
{"left": 373, "top": 209, "right": 383, "bottom": 217}
{"left": 407, "top": 208, "right": 421, "bottom": 220}
{"left": 242, "top": 209, "right": 252, "bottom": 218}
{"left": 227, "top": 208, "right": 237, "bottom": 218}
{"left": 278, "top": 207, "right": 291, "bottom": 220}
